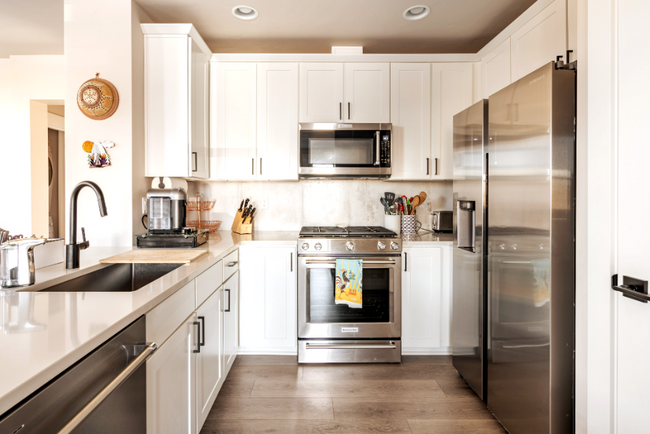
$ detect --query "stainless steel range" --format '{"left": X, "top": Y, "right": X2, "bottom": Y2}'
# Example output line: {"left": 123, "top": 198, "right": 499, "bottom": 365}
{"left": 298, "top": 226, "right": 402, "bottom": 363}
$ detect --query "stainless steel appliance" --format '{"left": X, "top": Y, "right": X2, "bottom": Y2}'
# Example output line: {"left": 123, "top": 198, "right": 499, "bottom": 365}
{"left": 298, "top": 226, "right": 401, "bottom": 363}
{"left": 146, "top": 188, "right": 187, "bottom": 233}
{"left": 452, "top": 99, "right": 488, "bottom": 400}
{"left": 452, "top": 62, "right": 576, "bottom": 434}
{"left": 137, "top": 187, "right": 208, "bottom": 248}
{"left": 1, "top": 238, "right": 47, "bottom": 287}
{"left": 432, "top": 211, "right": 453, "bottom": 233}
{"left": 0, "top": 316, "right": 156, "bottom": 433}
{"left": 299, "top": 123, "right": 392, "bottom": 179}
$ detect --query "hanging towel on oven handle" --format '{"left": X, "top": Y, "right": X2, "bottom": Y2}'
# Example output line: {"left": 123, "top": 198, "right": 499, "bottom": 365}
{"left": 335, "top": 258, "right": 362, "bottom": 309}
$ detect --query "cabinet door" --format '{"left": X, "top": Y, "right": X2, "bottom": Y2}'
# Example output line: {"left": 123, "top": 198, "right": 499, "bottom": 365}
{"left": 189, "top": 39, "right": 209, "bottom": 179}
{"left": 432, "top": 63, "right": 473, "bottom": 180}
{"left": 213, "top": 62, "right": 257, "bottom": 180}
{"left": 257, "top": 63, "right": 299, "bottom": 180}
{"left": 481, "top": 38, "right": 511, "bottom": 98}
{"left": 510, "top": 0, "right": 566, "bottom": 82}
{"left": 239, "top": 246, "right": 297, "bottom": 353}
{"left": 147, "top": 314, "right": 197, "bottom": 434}
{"left": 299, "top": 63, "right": 344, "bottom": 122}
{"left": 223, "top": 271, "right": 239, "bottom": 371}
{"left": 144, "top": 35, "right": 190, "bottom": 178}
{"left": 344, "top": 63, "right": 390, "bottom": 123}
{"left": 196, "top": 288, "right": 223, "bottom": 429}
{"left": 402, "top": 247, "right": 445, "bottom": 353}
{"left": 390, "top": 63, "right": 432, "bottom": 180}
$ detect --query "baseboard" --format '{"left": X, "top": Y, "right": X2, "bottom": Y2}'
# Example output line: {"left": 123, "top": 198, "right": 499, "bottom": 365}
{"left": 236, "top": 347, "right": 298, "bottom": 356}
{"left": 402, "top": 347, "right": 452, "bottom": 356}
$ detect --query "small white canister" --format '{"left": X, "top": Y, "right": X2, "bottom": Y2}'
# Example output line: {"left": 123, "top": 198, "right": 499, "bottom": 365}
{"left": 384, "top": 215, "right": 401, "bottom": 234}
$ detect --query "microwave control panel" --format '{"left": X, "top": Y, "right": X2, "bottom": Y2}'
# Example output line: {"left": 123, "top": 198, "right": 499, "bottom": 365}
{"left": 380, "top": 134, "right": 391, "bottom": 167}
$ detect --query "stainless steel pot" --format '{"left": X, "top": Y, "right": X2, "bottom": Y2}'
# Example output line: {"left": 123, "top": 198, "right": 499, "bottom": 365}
{"left": 1, "top": 238, "right": 47, "bottom": 288}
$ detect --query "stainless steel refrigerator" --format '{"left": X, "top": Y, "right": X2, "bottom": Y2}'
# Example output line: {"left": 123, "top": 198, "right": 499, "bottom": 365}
{"left": 452, "top": 61, "right": 576, "bottom": 434}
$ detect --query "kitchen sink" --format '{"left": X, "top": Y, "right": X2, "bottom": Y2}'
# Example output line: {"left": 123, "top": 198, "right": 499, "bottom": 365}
{"left": 38, "top": 263, "right": 184, "bottom": 292}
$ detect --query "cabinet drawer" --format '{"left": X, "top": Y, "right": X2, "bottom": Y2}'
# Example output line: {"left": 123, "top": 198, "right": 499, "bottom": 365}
{"left": 196, "top": 259, "right": 223, "bottom": 307}
{"left": 223, "top": 250, "right": 239, "bottom": 281}
{"left": 146, "top": 280, "right": 195, "bottom": 346}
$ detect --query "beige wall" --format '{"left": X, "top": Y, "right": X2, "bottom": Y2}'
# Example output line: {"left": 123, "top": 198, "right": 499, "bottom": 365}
{"left": 64, "top": 0, "right": 151, "bottom": 246}
{"left": 0, "top": 55, "right": 65, "bottom": 236}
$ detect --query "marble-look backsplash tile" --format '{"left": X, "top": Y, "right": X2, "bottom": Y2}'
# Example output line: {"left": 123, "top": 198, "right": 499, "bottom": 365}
{"left": 188, "top": 180, "right": 452, "bottom": 231}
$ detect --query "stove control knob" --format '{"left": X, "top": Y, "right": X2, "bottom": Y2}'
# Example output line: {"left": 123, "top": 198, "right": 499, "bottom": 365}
{"left": 301, "top": 243, "right": 310, "bottom": 251}
{"left": 314, "top": 243, "right": 322, "bottom": 251}
{"left": 390, "top": 242, "right": 399, "bottom": 250}
{"left": 377, "top": 241, "right": 386, "bottom": 250}
{"left": 346, "top": 242, "right": 355, "bottom": 251}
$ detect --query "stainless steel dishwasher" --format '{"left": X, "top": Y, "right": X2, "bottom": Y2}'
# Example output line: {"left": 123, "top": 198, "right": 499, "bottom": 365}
{"left": 0, "top": 316, "right": 156, "bottom": 434}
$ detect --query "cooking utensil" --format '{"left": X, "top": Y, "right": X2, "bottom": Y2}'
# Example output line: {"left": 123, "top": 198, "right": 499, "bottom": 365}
{"left": 238, "top": 200, "right": 244, "bottom": 212}
{"left": 384, "top": 192, "right": 395, "bottom": 205}
{"left": 410, "top": 196, "right": 420, "bottom": 215}
{"left": 380, "top": 197, "right": 389, "bottom": 215}
{"left": 245, "top": 207, "right": 256, "bottom": 223}
{"left": 389, "top": 204, "right": 398, "bottom": 215}
{"left": 243, "top": 198, "right": 250, "bottom": 210}
{"left": 418, "top": 191, "right": 427, "bottom": 205}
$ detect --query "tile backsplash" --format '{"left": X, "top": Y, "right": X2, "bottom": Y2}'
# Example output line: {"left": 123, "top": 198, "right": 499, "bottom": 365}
{"left": 188, "top": 180, "right": 452, "bottom": 231}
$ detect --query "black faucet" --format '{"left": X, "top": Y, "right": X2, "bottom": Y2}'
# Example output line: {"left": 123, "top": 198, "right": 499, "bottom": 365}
{"left": 66, "top": 181, "right": 108, "bottom": 269}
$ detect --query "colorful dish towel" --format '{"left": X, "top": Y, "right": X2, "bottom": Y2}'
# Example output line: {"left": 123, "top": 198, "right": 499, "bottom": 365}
{"left": 335, "top": 259, "right": 363, "bottom": 309}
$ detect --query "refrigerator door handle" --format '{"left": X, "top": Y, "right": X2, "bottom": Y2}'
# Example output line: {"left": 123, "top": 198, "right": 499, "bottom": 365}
{"left": 612, "top": 274, "right": 650, "bottom": 303}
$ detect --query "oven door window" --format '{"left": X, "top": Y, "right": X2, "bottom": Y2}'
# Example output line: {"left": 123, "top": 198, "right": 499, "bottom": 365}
{"left": 300, "top": 130, "right": 383, "bottom": 167}
{"left": 307, "top": 268, "right": 390, "bottom": 323}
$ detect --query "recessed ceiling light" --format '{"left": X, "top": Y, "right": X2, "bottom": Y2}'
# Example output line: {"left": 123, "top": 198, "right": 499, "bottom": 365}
{"left": 403, "top": 5, "right": 430, "bottom": 21}
{"left": 232, "top": 5, "right": 258, "bottom": 20}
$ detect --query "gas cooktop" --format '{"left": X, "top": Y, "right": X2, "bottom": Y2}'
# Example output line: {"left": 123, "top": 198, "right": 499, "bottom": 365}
{"left": 299, "top": 226, "right": 397, "bottom": 238}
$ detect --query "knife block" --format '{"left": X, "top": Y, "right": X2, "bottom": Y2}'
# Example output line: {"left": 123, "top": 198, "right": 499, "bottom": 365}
{"left": 231, "top": 209, "right": 253, "bottom": 234}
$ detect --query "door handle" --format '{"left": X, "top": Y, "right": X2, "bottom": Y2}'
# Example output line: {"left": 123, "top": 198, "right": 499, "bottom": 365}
{"left": 435, "top": 158, "right": 438, "bottom": 175}
{"left": 193, "top": 321, "right": 201, "bottom": 353}
{"left": 225, "top": 289, "right": 231, "bottom": 312}
{"left": 339, "top": 102, "right": 342, "bottom": 120}
{"left": 251, "top": 158, "right": 254, "bottom": 176}
{"left": 304, "top": 259, "right": 397, "bottom": 265}
{"left": 426, "top": 158, "right": 430, "bottom": 175}
{"left": 612, "top": 274, "right": 650, "bottom": 303}
{"left": 290, "top": 252, "right": 293, "bottom": 272}
{"left": 226, "top": 261, "right": 238, "bottom": 267}
{"left": 375, "top": 131, "right": 380, "bottom": 166}
{"left": 348, "top": 102, "right": 351, "bottom": 120}
{"left": 404, "top": 252, "right": 408, "bottom": 272}
{"left": 198, "top": 316, "right": 205, "bottom": 346}
{"left": 56, "top": 343, "right": 158, "bottom": 434}
{"left": 306, "top": 342, "right": 397, "bottom": 350}
{"left": 192, "top": 152, "right": 198, "bottom": 172}
{"left": 260, "top": 158, "right": 262, "bottom": 176}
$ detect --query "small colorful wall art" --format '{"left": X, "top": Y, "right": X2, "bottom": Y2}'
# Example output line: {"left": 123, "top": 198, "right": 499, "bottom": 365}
{"left": 82, "top": 140, "right": 114, "bottom": 168}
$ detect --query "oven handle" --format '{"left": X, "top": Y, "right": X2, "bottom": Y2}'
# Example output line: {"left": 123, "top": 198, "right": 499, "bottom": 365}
{"left": 304, "top": 259, "right": 398, "bottom": 265}
{"left": 306, "top": 342, "right": 397, "bottom": 350}
{"left": 57, "top": 342, "right": 157, "bottom": 434}
{"left": 502, "top": 261, "right": 532, "bottom": 264}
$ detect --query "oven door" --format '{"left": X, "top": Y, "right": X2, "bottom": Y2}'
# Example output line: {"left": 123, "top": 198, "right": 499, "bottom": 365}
{"left": 298, "top": 255, "right": 401, "bottom": 339}
{"left": 299, "top": 124, "right": 391, "bottom": 178}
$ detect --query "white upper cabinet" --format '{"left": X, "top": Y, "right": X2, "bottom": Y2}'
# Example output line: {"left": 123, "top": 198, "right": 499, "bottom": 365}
{"left": 510, "top": 0, "right": 567, "bottom": 82}
{"left": 432, "top": 63, "right": 473, "bottom": 180}
{"left": 481, "top": 38, "right": 512, "bottom": 98}
{"left": 299, "top": 63, "right": 389, "bottom": 123}
{"left": 343, "top": 63, "right": 390, "bottom": 123}
{"left": 299, "top": 63, "right": 344, "bottom": 122}
{"left": 257, "top": 63, "right": 299, "bottom": 180}
{"left": 143, "top": 24, "right": 210, "bottom": 179}
{"left": 213, "top": 62, "right": 257, "bottom": 180}
{"left": 390, "top": 63, "right": 431, "bottom": 180}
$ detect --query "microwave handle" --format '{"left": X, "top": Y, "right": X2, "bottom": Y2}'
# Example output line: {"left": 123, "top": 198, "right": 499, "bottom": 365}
{"left": 375, "top": 131, "right": 380, "bottom": 166}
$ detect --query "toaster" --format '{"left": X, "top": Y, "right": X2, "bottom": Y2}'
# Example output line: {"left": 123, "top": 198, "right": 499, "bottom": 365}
{"left": 432, "top": 211, "right": 453, "bottom": 233}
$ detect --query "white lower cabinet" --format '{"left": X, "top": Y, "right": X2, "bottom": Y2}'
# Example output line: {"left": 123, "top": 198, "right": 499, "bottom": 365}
{"left": 147, "top": 314, "right": 197, "bottom": 434}
{"left": 195, "top": 287, "right": 224, "bottom": 429}
{"left": 223, "top": 271, "right": 239, "bottom": 370}
{"left": 401, "top": 245, "right": 452, "bottom": 354}
{"left": 239, "top": 245, "right": 297, "bottom": 354}
{"left": 147, "top": 254, "right": 239, "bottom": 433}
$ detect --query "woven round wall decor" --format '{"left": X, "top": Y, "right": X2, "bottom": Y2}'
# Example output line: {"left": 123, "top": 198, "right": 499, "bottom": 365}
{"left": 77, "top": 73, "right": 119, "bottom": 120}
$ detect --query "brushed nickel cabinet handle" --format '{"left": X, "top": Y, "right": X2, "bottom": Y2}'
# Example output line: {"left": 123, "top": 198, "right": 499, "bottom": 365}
{"left": 348, "top": 102, "right": 351, "bottom": 120}
{"left": 252, "top": 158, "right": 254, "bottom": 176}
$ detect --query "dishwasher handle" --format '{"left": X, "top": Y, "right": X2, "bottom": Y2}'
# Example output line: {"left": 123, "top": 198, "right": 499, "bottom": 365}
{"left": 57, "top": 342, "right": 158, "bottom": 434}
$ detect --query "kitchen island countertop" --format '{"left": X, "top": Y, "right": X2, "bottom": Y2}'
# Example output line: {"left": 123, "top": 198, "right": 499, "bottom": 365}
{"left": 0, "top": 231, "right": 297, "bottom": 416}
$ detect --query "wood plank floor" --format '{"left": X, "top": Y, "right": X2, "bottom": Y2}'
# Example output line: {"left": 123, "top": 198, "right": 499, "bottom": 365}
{"left": 200, "top": 355, "right": 506, "bottom": 434}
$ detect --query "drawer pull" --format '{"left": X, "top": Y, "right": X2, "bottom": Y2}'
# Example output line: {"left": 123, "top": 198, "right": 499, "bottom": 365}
{"left": 226, "top": 261, "right": 238, "bottom": 267}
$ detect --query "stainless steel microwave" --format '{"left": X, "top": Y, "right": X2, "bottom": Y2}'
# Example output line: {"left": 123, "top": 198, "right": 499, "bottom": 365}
{"left": 299, "top": 123, "right": 392, "bottom": 179}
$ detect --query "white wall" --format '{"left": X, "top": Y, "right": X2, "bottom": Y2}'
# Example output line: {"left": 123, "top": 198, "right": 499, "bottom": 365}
{"left": 188, "top": 180, "right": 452, "bottom": 232}
{"left": 0, "top": 55, "right": 64, "bottom": 236}
{"left": 64, "top": 0, "right": 151, "bottom": 246}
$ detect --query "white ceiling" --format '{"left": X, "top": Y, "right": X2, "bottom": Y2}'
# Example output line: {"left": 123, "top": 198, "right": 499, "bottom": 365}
{"left": 1, "top": 0, "right": 536, "bottom": 57}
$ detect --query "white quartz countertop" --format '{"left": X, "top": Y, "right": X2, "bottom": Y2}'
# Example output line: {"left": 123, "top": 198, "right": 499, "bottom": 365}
{"left": 0, "top": 228, "right": 447, "bottom": 416}
{"left": 0, "top": 231, "right": 297, "bottom": 416}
